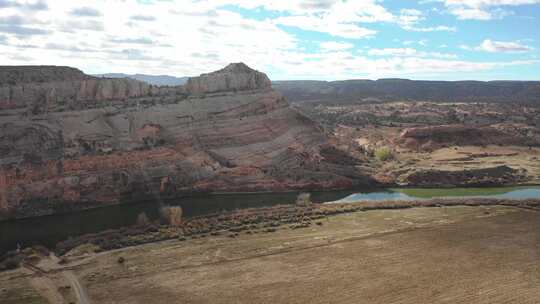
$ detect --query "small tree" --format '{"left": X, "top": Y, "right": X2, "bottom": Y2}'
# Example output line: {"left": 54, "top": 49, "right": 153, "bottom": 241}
{"left": 296, "top": 193, "right": 312, "bottom": 206}
{"left": 136, "top": 212, "right": 150, "bottom": 226}
{"left": 375, "top": 147, "right": 393, "bottom": 161}
{"left": 160, "top": 206, "right": 183, "bottom": 227}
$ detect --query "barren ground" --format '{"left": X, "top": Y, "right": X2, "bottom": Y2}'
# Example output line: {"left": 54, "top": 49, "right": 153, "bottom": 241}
{"left": 2, "top": 205, "right": 539, "bottom": 303}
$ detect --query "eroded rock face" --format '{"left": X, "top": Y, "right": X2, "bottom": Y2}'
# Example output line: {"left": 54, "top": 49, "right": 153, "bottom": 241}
{"left": 0, "top": 64, "right": 371, "bottom": 220}
{"left": 403, "top": 166, "right": 527, "bottom": 187}
{"left": 397, "top": 124, "right": 538, "bottom": 151}
{"left": 0, "top": 66, "right": 164, "bottom": 112}
{"left": 185, "top": 63, "right": 271, "bottom": 95}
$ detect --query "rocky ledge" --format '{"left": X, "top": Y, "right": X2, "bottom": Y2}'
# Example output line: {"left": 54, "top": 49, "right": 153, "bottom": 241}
{"left": 403, "top": 165, "right": 528, "bottom": 187}
{"left": 0, "top": 63, "right": 372, "bottom": 220}
{"left": 397, "top": 124, "right": 539, "bottom": 151}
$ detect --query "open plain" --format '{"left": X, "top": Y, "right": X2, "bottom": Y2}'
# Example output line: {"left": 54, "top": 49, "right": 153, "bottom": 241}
{"left": 2, "top": 204, "right": 539, "bottom": 304}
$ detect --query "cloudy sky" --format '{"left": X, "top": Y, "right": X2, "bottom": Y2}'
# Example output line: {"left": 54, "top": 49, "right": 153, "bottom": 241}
{"left": 0, "top": 0, "right": 539, "bottom": 80}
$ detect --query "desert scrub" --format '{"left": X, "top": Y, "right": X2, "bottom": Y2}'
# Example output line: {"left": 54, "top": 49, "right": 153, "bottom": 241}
{"left": 136, "top": 212, "right": 150, "bottom": 226}
{"left": 375, "top": 147, "right": 393, "bottom": 161}
{"left": 160, "top": 205, "right": 183, "bottom": 227}
{"left": 296, "top": 192, "right": 312, "bottom": 206}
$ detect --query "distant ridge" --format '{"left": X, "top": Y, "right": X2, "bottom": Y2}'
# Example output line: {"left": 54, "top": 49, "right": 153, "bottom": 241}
{"left": 94, "top": 73, "right": 188, "bottom": 86}
{"left": 273, "top": 79, "right": 540, "bottom": 104}
{"left": 89, "top": 72, "right": 540, "bottom": 103}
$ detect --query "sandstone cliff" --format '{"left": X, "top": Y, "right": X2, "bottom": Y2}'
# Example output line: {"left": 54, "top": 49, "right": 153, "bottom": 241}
{"left": 186, "top": 63, "right": 271, "bottom": 95}
{"left": 0, "top": 63, "right": 371, "bottom": 220}
{"left": 0, "top": 66, "right": 170, "bottom": 113}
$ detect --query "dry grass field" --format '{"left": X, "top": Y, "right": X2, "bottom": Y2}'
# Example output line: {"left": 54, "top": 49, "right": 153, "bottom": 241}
{"left": 2, "top": 204, "right": 539, "bottom": 303}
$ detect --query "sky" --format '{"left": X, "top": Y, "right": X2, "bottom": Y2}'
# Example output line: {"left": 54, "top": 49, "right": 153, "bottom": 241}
{"left": 0, "top": 0, "right": 539, "bottom": 81}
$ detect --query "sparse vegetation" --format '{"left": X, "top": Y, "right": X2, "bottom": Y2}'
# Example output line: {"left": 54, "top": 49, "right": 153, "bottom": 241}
{"left": 375, "top": 147, "right": 393, "bottom": 161}
{"left": 296, "top": 193, "right": 312, "bottom": 206}
{"left": 0, "top": 255, "right": 21, "bottom": 271}
{"left": 160, "top": 205, "right": 183, "bottom": 227}
{"left": 136, "top": 212, "right": 150, "bottom": 226}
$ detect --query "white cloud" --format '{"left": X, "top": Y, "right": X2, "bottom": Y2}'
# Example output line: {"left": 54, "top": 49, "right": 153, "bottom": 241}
{"left": 275, "top": 15, "right": 377, "bottom": 39}
{"left": 0, "top": 0, "right": 535, "bottom": 80}
{"left": 476, "top": 39, "right": 534, "bottom": 52}
{"left": 443, "top": 0, "right": 540, "bottom": 20}
{"left": 460, "top": 39, "right": 534, "bottom": 52}
{"left": 269, "top": 0, "right": 393, "bottom": 39}
{"left": 369, "top": 48, "right": 418, "bottom": 57}
{"left": 404, "top": 25, "right": 456, "bottom": 32}
{"left": 368, "top": 48, "right": 458, "bottom": 59}
{"left": 320, "top": 41, "right": 354, "bottom": 51}
{"left": 402, "top": 39, "right": 429, "bottom": 47}
{"left": 238, "top": 0, "right": 453, "bottom": 38}
{"left": 0, "top": 0, "right": 299, "bottom": 75}
{"left": 269, "top": 52, "right": 536, "bottom": 80}
{"left": 397, "top": 8, "right": 456, "bottom": 32}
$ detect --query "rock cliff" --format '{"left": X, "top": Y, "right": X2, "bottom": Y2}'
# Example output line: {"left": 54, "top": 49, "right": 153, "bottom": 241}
{"left": 0, "top": 66, "right": 170, "bottom": 113}
{"left": 0, "top": 63, "right": 371, "bottom": 220}
{"left": 186, "top": 63, "right": 271, "bottom": 95}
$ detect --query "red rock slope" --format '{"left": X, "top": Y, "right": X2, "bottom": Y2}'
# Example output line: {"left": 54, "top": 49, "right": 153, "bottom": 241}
{"left": 0, "top": 63, "right": 372, "bottom": 219}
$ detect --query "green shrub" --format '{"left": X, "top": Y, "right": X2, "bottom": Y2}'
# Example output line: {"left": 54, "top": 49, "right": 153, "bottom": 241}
{"left": 375, "top": 147, "right": 393, "bottom": 161}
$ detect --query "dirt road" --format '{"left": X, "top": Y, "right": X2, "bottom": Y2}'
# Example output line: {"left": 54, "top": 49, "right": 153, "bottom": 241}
{"left": 64, "top": 271, "right": 90, "bottom": 304}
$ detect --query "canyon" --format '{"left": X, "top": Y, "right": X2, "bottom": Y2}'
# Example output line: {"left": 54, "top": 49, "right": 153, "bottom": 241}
{"left": 2, "top": 64, "right": 540, "bottom": 221}
{"left": 292, "top": 100, "right": 540, "bottom": 187}
{"left": 0, "top": 63, "right": 371, "bottom": 220}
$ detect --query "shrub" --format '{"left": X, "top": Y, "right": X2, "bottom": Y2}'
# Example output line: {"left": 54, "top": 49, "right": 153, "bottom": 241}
{"left": 136, "top": 212, "right": 150, "bottom": 227}
{"left": 296, "top": 193, "right": 312, "bottom": 206}
{"left": 375, "top": 147, "right": 393, "bottom": 161}
{"left": 160, "top": 206, "right": 183, "bottom": 227}
{"left": 0, "top": 256, "right": 21, "bottom": 271}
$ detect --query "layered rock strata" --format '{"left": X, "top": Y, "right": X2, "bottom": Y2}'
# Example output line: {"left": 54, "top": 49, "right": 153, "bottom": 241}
{"left": 0, "top": 63, "right": 371, "bottom": 220}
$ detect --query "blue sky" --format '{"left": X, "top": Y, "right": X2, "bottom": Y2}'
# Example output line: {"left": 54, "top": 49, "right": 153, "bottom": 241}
{"left": 0, "top": 0, "right": 539, "bottom": 80}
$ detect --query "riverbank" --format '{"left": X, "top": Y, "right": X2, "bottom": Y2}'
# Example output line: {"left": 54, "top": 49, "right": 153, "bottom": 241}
{"left": 55, "top": 197, "right": 540, "bottom": 256}
{"left": 2, "top": 201, "right": 540, "bottom": 303}
{"left": 2, "top": 197, "right": 538, "bottom": 259}
{"left": 4, "top": 185, "right": 540, "bottom": 255}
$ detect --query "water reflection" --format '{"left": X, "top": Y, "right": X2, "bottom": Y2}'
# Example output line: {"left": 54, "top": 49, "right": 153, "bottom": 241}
{"left": 332, "top": 186, "right": 540, "bottom": 203}
{"left": 0, "top": 190, "right": 354, "bottom": 253}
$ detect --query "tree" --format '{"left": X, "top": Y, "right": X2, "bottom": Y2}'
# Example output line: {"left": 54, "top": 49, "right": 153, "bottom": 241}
{"left": 160, "top": 206, "right": 183, "bottom": 227}
{"left": 136, "top": 212, "right": 150, "bottom": 226}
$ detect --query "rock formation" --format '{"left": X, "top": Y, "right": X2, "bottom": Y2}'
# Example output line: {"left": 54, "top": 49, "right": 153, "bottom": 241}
{"left": 185, "top": 63, "right": 271, "bottom": 95}
{"left": 403, "top": 166, "right": 527, "bottom": 187}
{"left": 397, "top": 124, "right": 539, "bottom": 151}
{"left": 0, "top": 63, "right": 371, "bottom": 220}
{"left": 0, "top": 66, "right": 167, "bottom": 113}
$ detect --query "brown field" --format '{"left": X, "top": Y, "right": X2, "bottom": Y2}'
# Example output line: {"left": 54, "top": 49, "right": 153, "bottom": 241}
{"left": 2, "top": 204, "right": 539, "bottom": 303}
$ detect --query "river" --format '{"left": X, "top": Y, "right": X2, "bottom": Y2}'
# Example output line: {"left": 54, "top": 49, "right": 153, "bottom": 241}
{"left": 1, "top": 186, "right": 540, "bottom": 253}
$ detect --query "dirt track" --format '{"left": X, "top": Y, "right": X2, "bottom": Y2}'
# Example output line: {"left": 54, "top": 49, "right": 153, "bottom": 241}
{"left": 64, "top": 271, "right": 90, "bottom": 304}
